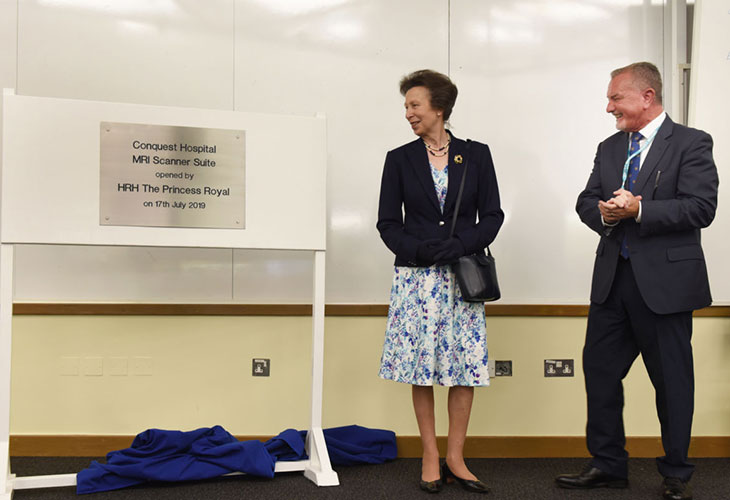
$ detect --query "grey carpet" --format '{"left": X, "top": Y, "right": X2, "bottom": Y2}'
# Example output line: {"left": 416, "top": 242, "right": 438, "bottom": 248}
{"left": 10, "top": 457, "right": 729, "bottom": 499}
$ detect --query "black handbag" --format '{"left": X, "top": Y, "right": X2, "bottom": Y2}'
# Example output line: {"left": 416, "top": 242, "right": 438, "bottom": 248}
{"left": 449, "top": 140, "right": 501, "bottom": 302}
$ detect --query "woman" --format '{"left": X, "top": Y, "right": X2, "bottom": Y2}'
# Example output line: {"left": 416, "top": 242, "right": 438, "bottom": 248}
{"left": 377, "top": 70, "right": 503, "bottom": 494}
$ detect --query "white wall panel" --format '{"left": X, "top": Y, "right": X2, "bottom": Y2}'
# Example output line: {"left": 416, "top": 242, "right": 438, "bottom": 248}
{"left": 0, "top": 0, "right": 18, "bottom": 159}
{"left": 0, "top": 0, "right": 18, "bottom": 180}
{"left": 0, "top": 0, "right": 18, "bottom": 329}
{"left": 450, "top": 0, "right": 665, "bottom": 303}
{"left": 233, "top": 0, "right": 448, "bottom": 303}
{"left": 689, "top": 0, "right": 730, "bottom": 305}
{"left": 12, "top": 0, "right": 240, "bottom": 303}
{"left": 0, "top": 0, "right": 16, "bottom": 90}
{"left": 17, "top": 0, "right": 235, "bottom": 109}
{"left": 232, "top": 249, "right": 314, "bottom": 303}
{"left": 5, "top": 1, "right": 684, "bottom": 304}
{"left": 14, "top": 245, "right": 235, "bottom": 302}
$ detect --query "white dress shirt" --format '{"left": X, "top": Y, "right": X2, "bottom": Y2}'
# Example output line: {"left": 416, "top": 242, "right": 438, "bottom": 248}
{"left": 602, "top": 111, "right": 666, "bottom": 226}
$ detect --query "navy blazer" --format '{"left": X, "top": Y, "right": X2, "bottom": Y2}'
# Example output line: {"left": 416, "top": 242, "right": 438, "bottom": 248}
{"left": 576, "top": 116, "right": 719, "bottom": 314}
{"left": 377, "top": 133, "right": 504, "bottom": 266}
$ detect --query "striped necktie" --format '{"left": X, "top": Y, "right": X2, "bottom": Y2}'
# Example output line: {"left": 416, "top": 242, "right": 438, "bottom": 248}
{"left": 620, "top": 132, "right": 643, "bottom": 259}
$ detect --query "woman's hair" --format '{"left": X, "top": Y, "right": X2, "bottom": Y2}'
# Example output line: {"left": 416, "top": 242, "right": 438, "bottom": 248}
{"left": 399, "top": 69, "right": 458, "bottom": 121}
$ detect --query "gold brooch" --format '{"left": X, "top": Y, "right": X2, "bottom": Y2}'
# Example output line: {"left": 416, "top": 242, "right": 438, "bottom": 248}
{"left": 454, "top": 155, "right": 463, "bottom": 164}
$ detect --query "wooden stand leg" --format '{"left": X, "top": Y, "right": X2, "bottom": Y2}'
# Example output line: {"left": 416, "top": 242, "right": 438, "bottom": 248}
{"left": 303, "top": 251, "right": 338, "bottom": 486}
{"left": 1, "top": 245, "right": 15, "bottom": 499}
{"left": 303, "top": 427, "right": 338, "bottom": 486}
{"left": 1, "top": 440, "right": 12, "bottom": 500}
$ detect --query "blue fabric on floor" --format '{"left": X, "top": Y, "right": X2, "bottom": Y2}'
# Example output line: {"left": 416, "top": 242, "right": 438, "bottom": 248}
{"left": 319, "top": 425, "right": 397, "bottom": 466}
{"left": 76, "top": 425, "right": 396, "bottom": 494}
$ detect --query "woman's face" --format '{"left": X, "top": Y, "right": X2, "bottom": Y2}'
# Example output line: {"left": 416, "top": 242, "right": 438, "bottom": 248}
{"left": 404, "top": 86, "right": 443, "bottom": 138}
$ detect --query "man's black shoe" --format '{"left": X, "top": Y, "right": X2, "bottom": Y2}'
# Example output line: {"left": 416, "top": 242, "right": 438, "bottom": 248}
{"left": 662, "top": 477, "right": 692, "bottom": 500}
{"left": 555, "top": 465, "right": 628, "bottom": 489}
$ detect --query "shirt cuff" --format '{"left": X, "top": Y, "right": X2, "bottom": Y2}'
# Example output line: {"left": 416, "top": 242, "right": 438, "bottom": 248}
{"left": 635, "top": 201, "right": 642, "bottom": 223}
{"left": 601, "top": 215, "right": 619, "bottom": 227}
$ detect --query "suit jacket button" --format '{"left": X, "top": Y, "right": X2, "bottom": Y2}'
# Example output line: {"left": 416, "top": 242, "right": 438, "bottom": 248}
{"left": 438, "top": 221, "right": 445, "bottom": 226}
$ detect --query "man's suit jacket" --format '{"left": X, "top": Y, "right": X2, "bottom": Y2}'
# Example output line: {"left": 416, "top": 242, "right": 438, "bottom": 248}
{"left": 377, "top": 133, "right": 504, "bottom": 266}
{"left": 576, "top": 116, "right": 719, "bottom": 314}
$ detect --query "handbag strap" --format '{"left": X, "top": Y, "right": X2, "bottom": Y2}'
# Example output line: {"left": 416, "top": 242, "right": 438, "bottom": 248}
{"left": 448, "top": 140, "right": 493, "bottom": 257}
{"left": 449, "top": 139, "right": 470, "bottom": 238}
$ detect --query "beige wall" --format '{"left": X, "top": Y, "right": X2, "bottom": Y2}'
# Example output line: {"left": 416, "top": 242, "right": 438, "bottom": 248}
{"left": 10, "top": 315, "right": 730, "bottom": 438}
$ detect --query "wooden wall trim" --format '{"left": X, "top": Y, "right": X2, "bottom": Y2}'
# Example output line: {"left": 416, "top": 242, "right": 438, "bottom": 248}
{"left": 397, "top": 436, "right": 730, "bottom": 458}
{"left": 12, "top": 303, "right": 730, "bottom": 317}
{"left": 10, "top": 435, "right": 729, "bottom": 458}
{"left": 12, "top": 303, "right": 314, "bottom": 316}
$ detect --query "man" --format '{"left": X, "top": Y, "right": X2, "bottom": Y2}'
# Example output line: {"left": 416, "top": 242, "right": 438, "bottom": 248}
{"left": 556, "top": 62, "right": 718, "bottom": 500}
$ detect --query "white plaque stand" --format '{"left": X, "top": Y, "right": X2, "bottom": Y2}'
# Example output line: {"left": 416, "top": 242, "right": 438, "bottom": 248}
{"left": 0, "top": 90, "right": 338, "bottom": 498}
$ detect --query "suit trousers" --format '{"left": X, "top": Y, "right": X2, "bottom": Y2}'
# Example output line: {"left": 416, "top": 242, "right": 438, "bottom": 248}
{"left": 583, "top": 257, "right": 695, "bottom": 481}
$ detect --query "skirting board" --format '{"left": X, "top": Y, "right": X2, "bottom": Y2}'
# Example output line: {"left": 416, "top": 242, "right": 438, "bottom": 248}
{"left": 9, "top": 435, "right": 730, "bottom": 458}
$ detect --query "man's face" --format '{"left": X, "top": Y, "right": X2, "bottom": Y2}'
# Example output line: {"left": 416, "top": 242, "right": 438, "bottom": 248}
{"left": 605, "top": 72, "right": 651, "bottom": 132}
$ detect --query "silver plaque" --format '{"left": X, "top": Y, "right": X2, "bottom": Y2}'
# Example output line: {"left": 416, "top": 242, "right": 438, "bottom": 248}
{"left": 100, "top": 122, "right": 245, "bottom": 229}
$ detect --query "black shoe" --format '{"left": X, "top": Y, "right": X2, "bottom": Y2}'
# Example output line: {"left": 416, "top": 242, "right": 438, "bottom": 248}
{"left": 441, "top": 462, "right": 490, "bottom": 494}
{"left": 555, "top": 465, "right": 628, "bottom": 489}
{"left": 419, "top": 477, "right": 443, "bottom": 494}
{"left": 662, "top": 477, "right": 692, "bottom": 500}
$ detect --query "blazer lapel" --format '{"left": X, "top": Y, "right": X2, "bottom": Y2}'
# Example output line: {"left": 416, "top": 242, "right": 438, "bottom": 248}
{"left": 443, "top": 133, "right": 466, "bottom": 217}
{"left": 633, "top": 116, "right": 673, "bottom": 195}
{"left": 404, "top": 139, "right": 441, "bottom": 213}
{"left": 612, "top": 133, "right": 630, "bottom": 192}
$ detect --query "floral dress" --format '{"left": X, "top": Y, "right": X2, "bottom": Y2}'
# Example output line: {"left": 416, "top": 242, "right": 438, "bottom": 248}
{"left": 378, "top": 164, "right": 489, "bottom": 387}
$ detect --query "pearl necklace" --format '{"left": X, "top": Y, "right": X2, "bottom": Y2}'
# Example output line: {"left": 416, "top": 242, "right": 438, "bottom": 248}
{"left": 423, "top": 138, "right": 450, "bottom": 157}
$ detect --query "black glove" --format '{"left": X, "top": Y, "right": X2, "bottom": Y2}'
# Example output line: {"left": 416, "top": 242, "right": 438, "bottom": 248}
{"left": 433, "top": 238, "right": 466, "bottom": 264}
{"left": 416, "top": 239, "right": 442, "bottom": 266}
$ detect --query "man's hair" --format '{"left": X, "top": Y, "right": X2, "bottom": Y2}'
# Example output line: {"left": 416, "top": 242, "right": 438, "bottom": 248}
{"left": 611, "top": 62, "right": 663, "bottom": 104}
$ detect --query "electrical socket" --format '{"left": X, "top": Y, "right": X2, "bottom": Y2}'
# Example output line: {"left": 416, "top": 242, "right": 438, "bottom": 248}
{"left": 131, "top": 357, "right": 153, "bottom": 376}
{"left": 252, "top": 358, "right": 270, "bottom": 377}
{"left": 107, "top": 357, "right": 128, "bottom": 376}
{"left": 81, "top": 357, "right": 103, "bottom": 376}
{"left": 495, "top": 360, "right": 512, "bottom": 377}
{"left": 544, "top": 359, "right": 574, "bottom": 377}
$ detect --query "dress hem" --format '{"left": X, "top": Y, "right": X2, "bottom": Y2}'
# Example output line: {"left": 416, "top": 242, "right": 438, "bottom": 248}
{"left": 378, "top": 373, "right": 490, "bottom": 388}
